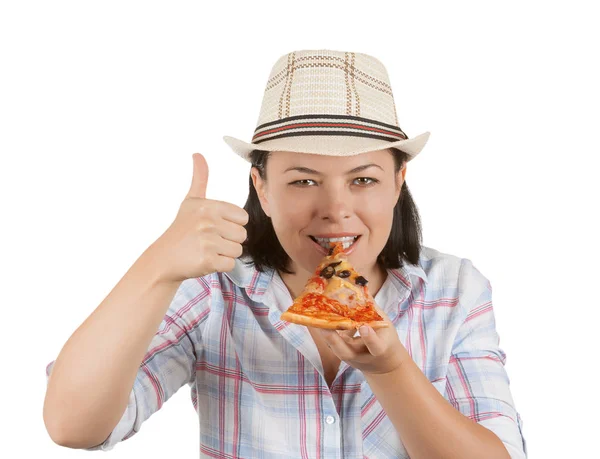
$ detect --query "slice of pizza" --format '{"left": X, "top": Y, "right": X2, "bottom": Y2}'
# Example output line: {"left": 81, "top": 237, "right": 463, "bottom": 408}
{"left": 280, "top": 241, "right": 389, "bottom": 330}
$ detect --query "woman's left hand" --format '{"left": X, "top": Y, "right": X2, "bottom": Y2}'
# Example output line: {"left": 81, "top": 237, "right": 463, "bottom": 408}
{"left": 315, "top": 304, "right": 410, "bottom": 375}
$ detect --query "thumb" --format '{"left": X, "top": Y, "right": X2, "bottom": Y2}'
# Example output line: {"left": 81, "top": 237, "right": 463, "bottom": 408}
{"left": 359, "top": 325, "right": 387, "bottom": 356}
{"left": 187, "top": 153, "right": 209, "bottom": 199}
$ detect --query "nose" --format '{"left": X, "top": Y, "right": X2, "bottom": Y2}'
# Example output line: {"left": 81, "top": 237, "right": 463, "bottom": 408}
{"left": 317, "top": 185, "right": 353, "bottom": 222}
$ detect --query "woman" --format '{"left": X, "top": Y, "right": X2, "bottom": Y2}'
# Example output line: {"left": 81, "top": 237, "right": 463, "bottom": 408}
{"left": 44, "top": 50, "right": 527, "bottom": 458}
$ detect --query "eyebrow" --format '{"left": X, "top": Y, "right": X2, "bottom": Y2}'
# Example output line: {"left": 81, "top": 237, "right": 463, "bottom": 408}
{"left": 284, "top": 163, "right": 384, "bottom": 175}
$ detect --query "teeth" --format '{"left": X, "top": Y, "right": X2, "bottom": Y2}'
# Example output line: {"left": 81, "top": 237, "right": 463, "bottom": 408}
{"left": 313, "top": 236, "right": 359, "bottom": 250}
{"left": 314, "top": 236, "right": 357, "bottom": 242}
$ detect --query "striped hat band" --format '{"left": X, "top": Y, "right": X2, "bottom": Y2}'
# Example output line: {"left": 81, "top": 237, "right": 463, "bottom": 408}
{"left": 252, "top": 114, "right": 408, "bottom": 144}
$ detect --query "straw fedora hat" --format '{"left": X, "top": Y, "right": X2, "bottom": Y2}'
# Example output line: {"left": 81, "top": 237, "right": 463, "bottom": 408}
{"left": 223, "top": 49, "right": 431, "bottom": 162}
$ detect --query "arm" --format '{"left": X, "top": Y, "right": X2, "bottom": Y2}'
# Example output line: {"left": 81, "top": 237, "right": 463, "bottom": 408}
{"left": 319, "top": 258, "right": 526, "bottom": 458}
{"left": 439, "top": 258, "right": 527, "bottom": 458}
{"left": 44, "top": 152, "right": 246, "bottom": 450}
{"left": 367, "top": 258, "right": 526, "bottom": 458}
{"left": 364, "top": 356, "right": 510, "bottom": 459}
{"left": 43, "top": 244, "right": 193, "bottom": 449}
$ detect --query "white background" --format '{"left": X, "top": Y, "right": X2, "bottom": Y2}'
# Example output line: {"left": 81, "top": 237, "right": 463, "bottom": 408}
{"left": 1, "top": 1, "right": 598, "bottom": 457}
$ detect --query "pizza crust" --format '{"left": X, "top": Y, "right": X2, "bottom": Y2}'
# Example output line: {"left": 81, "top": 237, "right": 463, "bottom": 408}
{"left": 280, "top": 310, "right": 389, "bottom": 330}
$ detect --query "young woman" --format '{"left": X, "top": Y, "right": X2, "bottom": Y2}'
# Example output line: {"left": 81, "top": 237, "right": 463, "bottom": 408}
{"left": 44, "top": 50, "right": 527, "bottom": 458}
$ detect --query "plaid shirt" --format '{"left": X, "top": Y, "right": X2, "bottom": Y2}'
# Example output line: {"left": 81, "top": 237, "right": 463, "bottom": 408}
{"left": 46, "top": 246, "right": 527, "bottom": 458}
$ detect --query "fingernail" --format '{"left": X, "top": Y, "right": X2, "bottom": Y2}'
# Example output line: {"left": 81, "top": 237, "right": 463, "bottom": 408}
{"left": 360, "top": 325, "right": 369, "bottom": 336}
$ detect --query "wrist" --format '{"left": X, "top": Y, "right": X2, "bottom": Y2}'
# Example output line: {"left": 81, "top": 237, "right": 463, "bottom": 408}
{"left": 363, "top": 360, "right": 404, "bottom": 379}
{"left": 139, "top": 244, "right": 181, "bottom": 287}
{"left": 363, "top": 345, "right": 410, "bottom": 378}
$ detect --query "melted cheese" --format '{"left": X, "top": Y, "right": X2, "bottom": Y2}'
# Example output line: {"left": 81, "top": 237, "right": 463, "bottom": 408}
{"left": 323, "top": 273, "right": 365, "bottom": 308}
{"left": 311, "top": 252, "right": 369, "bottom": 309}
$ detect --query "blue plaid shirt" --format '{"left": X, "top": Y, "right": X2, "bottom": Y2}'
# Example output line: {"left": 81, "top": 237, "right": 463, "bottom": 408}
{"left": 46, "top": 245, "right": 527, "bottom": 458}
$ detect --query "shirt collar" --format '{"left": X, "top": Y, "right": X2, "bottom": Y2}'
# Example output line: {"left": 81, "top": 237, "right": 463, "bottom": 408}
{"left": 224, "top": 254, "right": 428, "bottom": 303}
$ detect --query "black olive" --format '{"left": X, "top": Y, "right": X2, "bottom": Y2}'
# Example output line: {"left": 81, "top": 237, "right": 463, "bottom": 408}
{"left": 328, "top": 261, "right": 342, "bottom": 268}
{"left": 355, "top": 276, "right": 368, "bottom": 286}
{"left": 337, "top": 270, "right": 351, "bottom": 278}
{"left": 320, "top": 266, "right": 335, "bottom": 278}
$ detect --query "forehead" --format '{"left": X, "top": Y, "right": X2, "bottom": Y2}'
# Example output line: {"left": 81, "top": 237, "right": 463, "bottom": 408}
{"left": 267, "top": 149, "right": 394, "bottom": 170}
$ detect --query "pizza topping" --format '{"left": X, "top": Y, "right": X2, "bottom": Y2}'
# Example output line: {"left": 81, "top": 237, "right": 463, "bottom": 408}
{"left": 294, "top": 292, "right": 381, "bottom": 322}
{"left": 319, "top": 260, "right": 345, "bottom": 278}
{"left": 320, "top": 266, "right": 335, "bottom": 278}
{"left": 313, "top": 276, "right": 326, "bottom": 290}
{"left": 355, "top": 275, "right": 368, "bottom": 286}
{"left": 299, "top": 292, "right": 348, "bottom": 316}
{"left": 280, "top": 240, "right": 387, "bottom": 329}
{"left": 323, "top": 276, "right": 367, "bottom": 306}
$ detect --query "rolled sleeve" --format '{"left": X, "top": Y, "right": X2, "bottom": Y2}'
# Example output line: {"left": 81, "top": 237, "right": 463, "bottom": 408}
{"left": 45, "top": 359, "right": 137, "bottom": 451}
{"left": 445, "top": 258, "right": 528, "bottom": 458}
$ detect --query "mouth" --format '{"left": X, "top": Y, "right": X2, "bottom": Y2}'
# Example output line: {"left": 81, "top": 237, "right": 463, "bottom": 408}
{"left": 308, "top": 235, "right": 361, "bottom": 254}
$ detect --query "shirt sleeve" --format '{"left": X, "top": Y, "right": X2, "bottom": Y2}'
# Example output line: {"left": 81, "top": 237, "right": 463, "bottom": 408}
{"left": 445, "top": 258, "right": 528, "bottom": 458}
{"left": 45, "top": 276, "right": 212, "bottom": 451}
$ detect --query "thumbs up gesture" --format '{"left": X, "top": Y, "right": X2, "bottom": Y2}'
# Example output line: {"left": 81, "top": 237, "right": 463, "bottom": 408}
{"left": 150, "top": 153, "right": 250, "bottom": 284}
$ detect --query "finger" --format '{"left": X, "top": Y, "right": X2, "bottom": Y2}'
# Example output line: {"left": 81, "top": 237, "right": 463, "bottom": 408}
{"left": 216, "top": 201, "right": 250, "bottom": 226}
{"left": 358, "top": 325, "right": 387, "bottom": 356}
{"left": 187, "top": 153, "right": 209, "bottom": 199}
{"left": 212, "top": 254, "right": 236, "bottom": 273}
{"left": 337, "top": 328, "right": 359, "bottom": 340}
{"left": 319, "top": 329, "right": 359, "bottom": 360}
{"left": 336, "top": 330, "right": 371, "bottom": 354}
{"left": 218, "top": 219, "right": 247, "bottom": 244}
{"left": 215, "top": 238, "right": 244, "bottom": 259}
{"left": 336, "top": 329, "right": 365, "bottom": 347}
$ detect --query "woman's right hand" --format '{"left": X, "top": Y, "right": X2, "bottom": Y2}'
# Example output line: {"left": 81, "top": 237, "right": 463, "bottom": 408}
{"left": 149, "top": 153, "right": 249, "bottom": 284}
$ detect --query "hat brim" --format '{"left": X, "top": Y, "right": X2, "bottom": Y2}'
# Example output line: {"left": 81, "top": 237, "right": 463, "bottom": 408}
{"left": 223, "top": 131, "right": 431, "bottom": 163}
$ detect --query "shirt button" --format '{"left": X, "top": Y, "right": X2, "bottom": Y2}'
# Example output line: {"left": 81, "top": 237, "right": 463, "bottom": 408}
{"left": 325, "top": 415, "right": 336, "bottom": 425}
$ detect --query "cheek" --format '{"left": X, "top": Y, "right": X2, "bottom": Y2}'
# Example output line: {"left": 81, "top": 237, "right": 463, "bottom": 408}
{"left": 358, "top": 191, "right": 397, "bottom": 231}
{"left": 269, "top": 190, "right": 313, "bottom": 228}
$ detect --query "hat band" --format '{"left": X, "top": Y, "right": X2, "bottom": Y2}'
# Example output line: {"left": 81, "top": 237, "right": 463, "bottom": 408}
{"left": 252, "top": 114, "right": 408, "bottom": 144}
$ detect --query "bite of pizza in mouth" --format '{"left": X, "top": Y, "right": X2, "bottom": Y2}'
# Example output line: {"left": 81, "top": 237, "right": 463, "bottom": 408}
{"left": 308, "top": 235, "right": 361, "bottom": 251}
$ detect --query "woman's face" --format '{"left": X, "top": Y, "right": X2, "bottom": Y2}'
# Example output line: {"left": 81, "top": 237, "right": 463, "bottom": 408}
{"left": 251, "top": 148, "right": 407, "bottom": 279}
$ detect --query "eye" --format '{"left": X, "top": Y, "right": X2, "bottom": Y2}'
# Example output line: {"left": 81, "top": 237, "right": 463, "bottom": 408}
{"left": 289, "top": 177, "right": 379, "bottom": 187}
{"left": 289, "top": 179, "right": 317, "bottom": 187}
{"left": 353, "top": 177, "right": 379, "bottom": 186}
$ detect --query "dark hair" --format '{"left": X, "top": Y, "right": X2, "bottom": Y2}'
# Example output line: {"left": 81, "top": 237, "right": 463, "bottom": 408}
{"left": 241, "top": 147, "right": 423, "bottom": 274}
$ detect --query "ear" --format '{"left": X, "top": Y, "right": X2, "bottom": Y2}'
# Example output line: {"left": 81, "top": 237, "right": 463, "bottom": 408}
{"left": 250, "top": 167, "right": 271, "bottom": 217}
{"left": 395, "top": 162, "right": 407, "bottom": 200}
